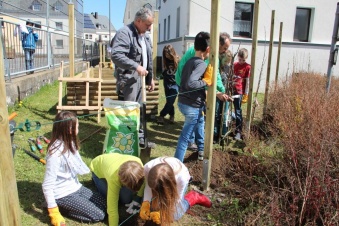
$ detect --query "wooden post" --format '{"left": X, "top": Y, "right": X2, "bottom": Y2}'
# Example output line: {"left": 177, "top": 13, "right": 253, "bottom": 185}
{"left": 100, "top": 43, "right": 103, "bottom": 65}
{"left": 245, "top": 0, "right": 259, "bottom": 132}
{"left": 263, "top": 10, "right": 275, "bottom": 116}
{"left": 0, "top": 29, "right": 22, "bottom": 226}
{"left": 275, "top": 22, "right": 283, "bottom": 88}
{"left": 68, "top": 2, "right": 75, "bottom": 77}
{"left": 152, "top": 10, "right": 159, "bottom": 78}
{"left": 202, "top": 0, "right": 220, "bottom": 191}
{"left": 57, "top": 61, "right": 64, "bottom": 112}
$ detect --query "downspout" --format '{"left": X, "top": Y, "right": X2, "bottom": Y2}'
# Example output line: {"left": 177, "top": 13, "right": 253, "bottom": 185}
{"left": 184, "top": 0, "right": 191, "bottom": 53}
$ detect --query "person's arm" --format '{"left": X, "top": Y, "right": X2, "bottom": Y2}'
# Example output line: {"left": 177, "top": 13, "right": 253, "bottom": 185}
{"left": 107, "top": 179, "right": 121, "bottom": 226}
{"left": 33, "top": 32, "right": 39, "bottom": 42}
{"left": 42, "top": 153, "right": 61, "bottom": 208}
{"left": 111, "top": 28, "right": 139, "bottom": 71}
{"left": 187, "top": 61, "right": 208, "bottom": 89}
{"left": 175, "top": 47, "right": 196, "bottom": 86}
{"left": 145, "top": 35, "right": 153, "bottom": 87}
{"left": 142, "top": 164, "right": 153, "bottom": 202}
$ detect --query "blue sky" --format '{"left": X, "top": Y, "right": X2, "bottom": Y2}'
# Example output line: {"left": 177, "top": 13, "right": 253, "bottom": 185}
{"left": 83, "top": 0, "right": 126, "bottom": 30}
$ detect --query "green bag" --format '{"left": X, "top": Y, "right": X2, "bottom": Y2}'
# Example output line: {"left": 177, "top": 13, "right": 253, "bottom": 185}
{"left": 103, "top": 98, "right": 140, "bottom": 157}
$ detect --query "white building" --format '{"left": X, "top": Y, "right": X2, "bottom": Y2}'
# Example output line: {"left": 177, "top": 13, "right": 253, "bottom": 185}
{"left": 84, "top": 12, "right": 116, "bottom": 44}
{"left": 156, "top": 0, "right": 339, "bottom": 92}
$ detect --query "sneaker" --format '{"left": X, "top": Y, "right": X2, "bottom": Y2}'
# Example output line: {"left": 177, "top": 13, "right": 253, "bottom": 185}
{"left": 234, "top": 132, "right": 242, "bottom": 141}
{"left": 188, "top": 143, "right": 198, "bottom": 151}
{"left": 157, "top": 116, "right": 164, "bottom": 125}
{"left": 198, "top": 151, "right": 204, "bottom": 161}
{"left": 169, "top": 115, "right": 175, "bottom": 124}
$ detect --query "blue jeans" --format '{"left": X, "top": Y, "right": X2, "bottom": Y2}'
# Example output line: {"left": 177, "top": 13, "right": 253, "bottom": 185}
{"left": 24, "top": 48, "right": 35, "bottom": 71}
{"left": 160, "top": 83, "right": 178, "bottom": 117}
{"left": 233, "top": 95, "right": 243, "bottom": 133}
{"left": 174, "top": 184, "right": 190, "bottom": 220}
{"left": 174, "top": 102, "right": 205, "bottom": 162}
{"left": 92, "top": 172, "right": 133, "bottom": 204}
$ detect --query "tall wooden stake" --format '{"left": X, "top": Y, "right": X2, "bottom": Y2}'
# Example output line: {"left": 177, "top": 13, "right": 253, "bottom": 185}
{"left": 202, "top": 0, "right": 220, "bottom": 191}
{"left": 153, "top": 10, "right": 159, "bottom": 77}
{"left": 68, "top": 2, "right": 75, "bottom": 77}
{"left": 275, "top": 22, "right": 283, "bottom": 88}
{"left": 246, "top": 0, "right": 259, "bottom": 132}
{"left": 0, "top": 30, "right": 22, "bottom": 226}
{"left": 263, "top": 10, "right": 275, "bottom": 116}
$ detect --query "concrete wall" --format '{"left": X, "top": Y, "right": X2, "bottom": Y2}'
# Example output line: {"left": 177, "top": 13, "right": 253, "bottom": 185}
{"left": 5, "top": 61, "right": 86, "bottom": 106}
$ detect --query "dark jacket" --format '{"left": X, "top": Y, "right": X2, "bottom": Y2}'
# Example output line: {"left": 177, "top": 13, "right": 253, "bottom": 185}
{"left": 111, "top": 22, "right": 153, "bottom": 87}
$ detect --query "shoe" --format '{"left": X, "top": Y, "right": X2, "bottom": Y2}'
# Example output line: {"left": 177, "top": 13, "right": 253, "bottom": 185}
{"left": 184, "top": 190, "right": 212, "bottom": 208}
{"left": 157, "top": 116, "right": 164, "bottom": 125}
{"left": 198, "top": 151, "right": 204, "bottom": 161}
{"left": 188, "top": 143, "right": 198, "bottom": 151}
{"left": 169, "top": 115, "right": 174, "bottom": 124}
{"left": 234, "top": 132, "right": 242, "bottom": 141}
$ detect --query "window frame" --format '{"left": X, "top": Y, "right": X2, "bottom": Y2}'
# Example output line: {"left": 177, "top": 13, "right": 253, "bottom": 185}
{"left": 32, "top": 0, "right": 42, "bottom": 11}
{"left": 167, "top": 15, "right": 170, "bottom": 40}
{"left": 55, "top": 22, "right": 63, "bottom": 30}
{"left": 56, "top": 39, "right": 64, "bottom": 49}
{"left": 164, "top": 18, "right": 167, "bottom": 41}
{"left": 54, "top": 1, "right": 63, "bottom": 11}
{"left": 176, "top": 7, "right": 180, "bottom": 38}
{"left": 293, "top": 7, "right": 312, "bottom": 42}
{"left": 233, "top": 2, "right": 254, "bottom": 38}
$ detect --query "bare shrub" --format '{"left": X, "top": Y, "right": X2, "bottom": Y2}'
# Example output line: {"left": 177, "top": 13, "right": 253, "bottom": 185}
{"left": 265, "top": 72, "right": 339, "bottom": 225}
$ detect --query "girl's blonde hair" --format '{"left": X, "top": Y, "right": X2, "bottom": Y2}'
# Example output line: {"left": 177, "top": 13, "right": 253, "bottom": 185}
{"left": 238, "top": 48, "right": 249, "bottom": 59}
{"left": 119, "top": 161, "right": 144, "bottom": 191}
{"left": 148, "top": 163, "right": 180, "bottom": 226}
{"left": 48, "top": 111, "right": 79, "bottom": 155}
{"left": 162, "top": 44, "right": 179, "bottom": 71}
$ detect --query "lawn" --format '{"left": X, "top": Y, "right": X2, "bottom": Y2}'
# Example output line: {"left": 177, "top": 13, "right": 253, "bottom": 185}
{"left": 11, "top": 79, "right": 257, "bottom": 226}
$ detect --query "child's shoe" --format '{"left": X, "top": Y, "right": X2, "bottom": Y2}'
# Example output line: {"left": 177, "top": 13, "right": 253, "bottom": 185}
{"left": 157, "top": 116, "right": 164, "bottom": 125}
{"left": 169, "top": 115, "right": 175, "bottom": 124}
{"left": 198, "top": 151, "right": 204, "bottom": 161}
{"left": 234, "top": 132, "right": 242, "bottom": 141}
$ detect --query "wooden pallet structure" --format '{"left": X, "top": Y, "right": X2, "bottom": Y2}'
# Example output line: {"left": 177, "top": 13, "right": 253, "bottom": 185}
{"left": 57, "top": 61, "right": 103, "bottom": 123}
{"left": 57, "top": 60, "right": 159, "bottom": 124}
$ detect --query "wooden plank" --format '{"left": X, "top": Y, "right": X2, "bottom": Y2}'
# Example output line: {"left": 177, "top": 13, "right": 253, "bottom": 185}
{"left": 58, "top": 78, "right": 102, "bottom": 82}
{"left": 57, "top": 106, "right": 101, "bottom": 110}
{"left": 68, "top": 3, "right": 75, "bottom": 77}
{"left": 202, "top": 0, "right": 220, "bottom": 191}
{"left": 0, "top": 31, "right": 22, "bottom": 226}
{"left": 58, "top": 61, "right": 64, "bottom": 111}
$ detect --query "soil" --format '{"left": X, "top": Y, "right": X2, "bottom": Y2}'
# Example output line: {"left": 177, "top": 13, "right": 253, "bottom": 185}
{"left": 124, "top": 148, "right": 269, "bottom": 226}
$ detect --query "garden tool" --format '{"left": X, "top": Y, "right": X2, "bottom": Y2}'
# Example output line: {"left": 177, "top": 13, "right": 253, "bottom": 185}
{"left": 23, "top": 148, "right": 46, "bottom": 165}
{"left": 39, "top": 135, "right": 50, "bottom": 144}
{"left": 28, "top": 138, "right": 37, "bottom": 152}
{"left": 36, "top": 136, "right": 44, "bottom": 153}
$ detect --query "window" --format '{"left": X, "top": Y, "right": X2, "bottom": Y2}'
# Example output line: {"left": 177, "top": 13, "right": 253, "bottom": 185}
{"left": 164, "top": 18, "right": 167, "bottom": 41}
{"left": 54, "top": 1, "right": 63, "bottom": 11}
{"left": 85, "top": 34, "right": 88, "bottom": 39}
{"left": 55, "top": 22, "right": 63, "bottom": 30}
{"left": 32, "top": 0, "right": 42, "bottom": 11}
{"left": 176, "top": 7, "right": 180, "bottom": 38}
{"left": 0, "top": 1, "right": 3, "bottom": 9}
{"left": 233, "top": 2, "right": 253, "bottom": 38}
{"left": 159, "top": 23, "right": 161, "bottom": 41}
{"left": 157, "top": 0, "right": 161, "bottom": 9}
{"left": 104, "top": 35, "right": 107, "bottom": 38}
{"left": 0, "top": 17, "right": 4, "bottom": 28}
{"left": 36, "top": 40, "right": 42, "bottom": 49}
{"left": 167, "top": 15, "right": 170, "bottom": 40}
{"left": 89, "top": 34, "right": 92, "bottom": 39}
{"left": 293, "top": 8, "right": 311, "bottom": 42}
{"left": 143, "top": 3, "right": 152, "bottom": 10}
{"left": 33, "top": 21, "right": 41, "bottom": 29}
{"left": 56, "top": 40, "right": 63, "bottom": 49}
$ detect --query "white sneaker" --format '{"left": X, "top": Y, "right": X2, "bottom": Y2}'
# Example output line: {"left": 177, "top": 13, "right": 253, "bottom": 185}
{"left": 198, "top": 151, "right": 204, "bottom": 161}
{"left": 234, "top": 132, "right": 242, "bottom": 141}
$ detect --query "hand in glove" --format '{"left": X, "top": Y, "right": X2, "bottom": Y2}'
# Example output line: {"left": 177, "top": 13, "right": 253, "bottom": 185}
{"left": 139, "top": 201, "right": 151, "bottom": 220}
{"left": 125, "top": 200, "right": 141, "bottom": 214}
{"left": 242, "top": 94, "right": 248, "bottom": 104}
{"left": 150, "top": 211, "right": 161, "bottom": 225}
{"left": 203, "top": 64, "right": 213, "bottom": 86}
{"left": 48, "top": 207, "right": 66, "bottom": 226}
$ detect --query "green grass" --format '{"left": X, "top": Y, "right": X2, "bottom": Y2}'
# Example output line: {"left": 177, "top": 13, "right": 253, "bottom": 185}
{"left": 9, "top": 78, "right": 263, "bottom": 225}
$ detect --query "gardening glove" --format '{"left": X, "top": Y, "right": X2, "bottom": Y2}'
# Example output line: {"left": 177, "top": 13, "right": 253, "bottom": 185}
{"left": 203, "top": 64, "right": 213, "bottom": 86}
{"left": 242, "top": 94, "right": 248, "bottom": 104}
{"left": 150, "top": 211, "right": 161, "bottom": 225}
{"left": 48, "top": 207, "right": 66, "bottom": 226}
{"left": 139, "top": 201, "right": 151, "bottom": 220}
{"left": 125, "top": 200, "right": 141, "bottom": 214}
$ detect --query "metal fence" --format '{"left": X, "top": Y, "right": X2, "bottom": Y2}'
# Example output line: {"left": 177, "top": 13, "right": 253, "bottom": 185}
{"left": 1, "top": 19, "right": 104, "bottom": 80}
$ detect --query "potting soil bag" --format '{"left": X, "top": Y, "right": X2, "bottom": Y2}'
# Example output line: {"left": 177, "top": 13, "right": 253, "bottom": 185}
{"left": 103, "top": 98, "right": 140, "bottom": 157}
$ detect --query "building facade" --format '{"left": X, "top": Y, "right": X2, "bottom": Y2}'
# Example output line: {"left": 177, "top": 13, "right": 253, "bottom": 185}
{"left": 156, "top": 0, "right": 338, "bottom": 92}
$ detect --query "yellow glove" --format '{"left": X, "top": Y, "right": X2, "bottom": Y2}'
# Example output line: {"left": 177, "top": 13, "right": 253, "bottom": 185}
{"left": 150, "top": 211, "right": 161, "bottom": 224}
{"left": 242, "top": 94, "right": 248, "bottom": 103}
{"left": 48, "top": 207, "right": 66, "bottom": 226}
{"left": 139, "top": 201, "right": 151, "bottom": 220}
{"left": 202, "top": 64, "right": 213, "bottom": 86}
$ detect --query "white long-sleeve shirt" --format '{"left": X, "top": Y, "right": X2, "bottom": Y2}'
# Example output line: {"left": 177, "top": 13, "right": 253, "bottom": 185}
{"left": 42, "top": 140, "right": 89, "bottom": 208}
{"left": 143, "top": 157, "right": 191, "bottom": 202}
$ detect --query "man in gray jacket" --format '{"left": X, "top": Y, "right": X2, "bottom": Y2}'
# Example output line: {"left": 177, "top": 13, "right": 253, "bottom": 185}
{"left": 111, "top": 7, "right": 155, "bottom": 102}
{"left": 111, "top": 7, "right": 155, "bottom": 147}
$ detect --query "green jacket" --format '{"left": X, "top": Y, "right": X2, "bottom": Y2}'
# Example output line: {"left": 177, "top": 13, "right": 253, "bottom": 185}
{"left": 90, "top": 153, "right": 144, "bottom": 226}
{"left": 175, "top": 46, "right": 225, "bottom": 93}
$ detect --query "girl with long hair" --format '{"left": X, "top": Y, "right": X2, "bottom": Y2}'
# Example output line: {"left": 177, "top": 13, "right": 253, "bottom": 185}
{"left": 139, "top": 157, "right": 212, "bottom": 225}
{"left": 42, "top": 111, "right": 106, "bottom": 226}
{"left": 157, "top": 44, "right": 180, "bottom": 124}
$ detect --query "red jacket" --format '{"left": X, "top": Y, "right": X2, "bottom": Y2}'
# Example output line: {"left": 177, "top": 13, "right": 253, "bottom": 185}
{"left": 233, "top": 62, "right": 251, "bottom": 95}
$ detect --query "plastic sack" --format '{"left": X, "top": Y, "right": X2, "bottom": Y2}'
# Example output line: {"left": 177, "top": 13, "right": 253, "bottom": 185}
{"left": 103, "top": 98, "right": 140, "bottom": 156}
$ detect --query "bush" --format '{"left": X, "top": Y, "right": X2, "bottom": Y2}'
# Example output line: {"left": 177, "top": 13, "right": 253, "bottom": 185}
{"left": 265, "top": 73, "right": 339, "bottom": 225}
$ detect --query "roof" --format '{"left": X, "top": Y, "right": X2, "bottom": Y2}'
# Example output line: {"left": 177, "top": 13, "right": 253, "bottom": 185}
{"left": 84, "top": 12, "right": 116, "bottom": 33}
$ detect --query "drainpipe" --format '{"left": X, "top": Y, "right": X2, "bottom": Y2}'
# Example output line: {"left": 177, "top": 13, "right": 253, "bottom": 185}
{"left": 46, "top": 0, "right": 52, "bottom": 68}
